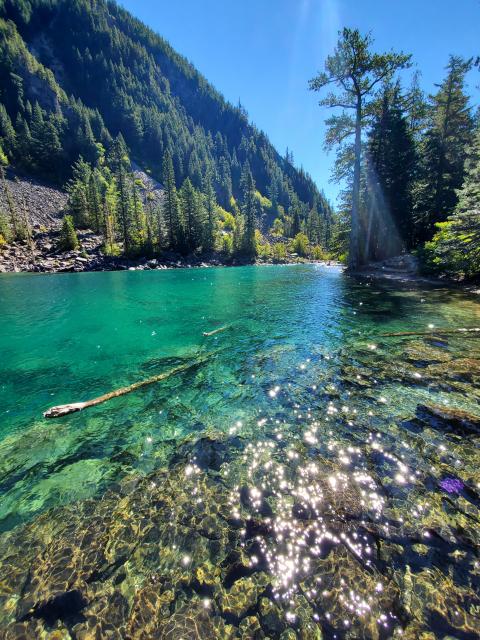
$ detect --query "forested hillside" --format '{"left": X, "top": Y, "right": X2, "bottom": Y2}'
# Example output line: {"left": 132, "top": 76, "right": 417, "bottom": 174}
{"left": 0, "top": 0, "right": 332, "bottom": 259}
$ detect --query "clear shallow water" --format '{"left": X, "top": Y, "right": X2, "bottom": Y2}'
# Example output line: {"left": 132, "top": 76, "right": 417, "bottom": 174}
{"left": 0, "top": 265, "right": 479, "bottom": 639}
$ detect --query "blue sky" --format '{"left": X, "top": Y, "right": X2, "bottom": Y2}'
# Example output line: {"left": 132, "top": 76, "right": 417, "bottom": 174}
{"left": 119, "top": 0, "right": 480, "bottom": 205}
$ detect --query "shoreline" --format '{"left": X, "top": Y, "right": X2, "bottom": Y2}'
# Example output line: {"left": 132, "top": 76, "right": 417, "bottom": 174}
{"left": 352, "top": 269, "right": 480, "bottom": 293}
{"left": 1, "top": 238, "right": 477, "bottom": 293}
{"left": 0, "top": 259, "right": 341, "bottom": 275}
{"left": 349, "top": 258, "right": 480, "bottom": 293}
{"left": 0, "top": 238, "right": 341, "bottom": 275}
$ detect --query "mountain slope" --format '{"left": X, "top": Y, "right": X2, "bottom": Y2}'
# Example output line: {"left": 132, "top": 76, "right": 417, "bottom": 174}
{"left": 0, "top": 0, "right": 330, "bottom": 228}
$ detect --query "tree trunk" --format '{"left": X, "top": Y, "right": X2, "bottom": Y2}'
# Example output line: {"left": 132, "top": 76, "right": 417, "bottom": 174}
{"left": 44, "top": 350, "right": 213, "bottom": 418}
{"left": 349, "top": 101, "right": 362, "bottom": 269}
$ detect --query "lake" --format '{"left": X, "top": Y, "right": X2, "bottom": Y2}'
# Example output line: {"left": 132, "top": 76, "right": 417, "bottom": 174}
{"left": 0, "top": 264, "right": 479, "bottom": 638}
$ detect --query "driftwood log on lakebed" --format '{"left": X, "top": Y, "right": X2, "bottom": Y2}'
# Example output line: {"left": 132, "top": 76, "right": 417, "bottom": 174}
{"left": 44, "top": 352, "right": 212, "bottom": 419}
{"left": 202, "top": 325, "right": 230, "bottom": 337}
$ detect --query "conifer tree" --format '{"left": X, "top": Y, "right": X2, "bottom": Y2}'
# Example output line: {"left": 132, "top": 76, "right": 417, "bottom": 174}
{"left": 102, "top": 171, "right": 118, "bottom": 255}
{"left": 0, "top": 104, "right": 16, "bottom": 158}
{"left": 41, "top": 116, "right": 63, "bottom": 178}
{"left": 15, "top": 114, "right": 33, "bottom": 170}
{"left": 131, "top": 176, "right": 147, "bottom": 252}
{"left": 202, "top": 168, "right": 216, "bottom": 252}
{"left": 306, "top": 205, "right": 324, "bottom": 246}
{"left": 406, "top": 71, "right": 428, "bottom": 139}
{"left": 364, "top": 83, "right": 417, "bottom": 258}
{"left": 143, "top": 191, "right": 156, "bottom": 256}
{"left": 66, "top": 157, "right": 91, "bottom": 228}
{"left": 109, "top": 134, "right": 134, "bottom": 253}
{"left": 218, "top": 157, "right": 233, "bottom": 208}
{"left": 454, "top": 124, "right": 480, "bottom": 216}
{"left": 149, "top": 193, "right": 165, "bottom": 252}
{"left": 240, "top": 163, "right": 257, "bottom": 258}
{"left": 233, "top": 212, "right": 245, "bottom": 256}
{"left": 30, "top": 101, "right": 45, "bottom": 156}
{"left": 309, "top": 28, "right": 411, "bottom": 267}
{"left": 77, "top": 114, "right": 98, "bottom": 166}
{"left": 58, "top": 214, "right": 80, "bottom": 251}
{"left": 0, "top": 141, "right": 10, "bottom": 242}
{"left": 415, "top": 56, "right": 474, "bottom": 240}
{"left": 162, "top": 150, "right": 184, "bottom": 252}
{"left": 426, "top": 123, "right": 480, "bottom": 277}
{"left": 88, "top": 170, "right": 102, "bottom": 233}
{"left": 180, "top": 178, "right": 203, "bottom": 253}
{"left": 290, "top": 202, "right": 301, "bottom": 238}
{"left": 0, "top": 147, "right": 28, "bottom": 241}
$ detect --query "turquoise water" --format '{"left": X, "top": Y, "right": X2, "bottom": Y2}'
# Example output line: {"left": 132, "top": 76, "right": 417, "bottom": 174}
{"left": 0, "top": 265, "right": 354, "bottom": 526}
{"left": 0, "top": 265, "right": 479, "bottom": 638}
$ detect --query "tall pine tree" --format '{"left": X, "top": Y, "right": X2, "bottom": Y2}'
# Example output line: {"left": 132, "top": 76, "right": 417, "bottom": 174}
{"left": 162, "top": 150, "right": 184, "bottom": 252}
{"left": 109, "top": 134, "right": 134, "bottom": 254}
{"left": 414, "top": 56, "right": 474, "bottom": 240}
{"left": 425, "top": 122, "right": 480, "bottom": 277}
{"left": 240, "top": 162, "right": 257, "bottom": 258}
{"left": 364, "top": 83, "right": 417, "bottom": 259}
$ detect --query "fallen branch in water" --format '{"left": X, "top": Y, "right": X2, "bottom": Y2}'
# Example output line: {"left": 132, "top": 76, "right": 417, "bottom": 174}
{"left": 203, "top": 325, "right": 229, "bottom": 337}
{"left": 379, "top": 327, "right": 480, "bottom": 338}
{"left": 44, "top": 352, "right": 212, "bottom": 419}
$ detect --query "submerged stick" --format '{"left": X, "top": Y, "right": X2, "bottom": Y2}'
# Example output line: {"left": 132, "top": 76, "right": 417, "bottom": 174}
{"left": 202, "top": 325, "right": 229, "bottom": 337}
{"left": 379, "top": 327, "right": 480, "bottom": 338}
{"left": 44, "top": 352, "right": 211, "bottom": 419}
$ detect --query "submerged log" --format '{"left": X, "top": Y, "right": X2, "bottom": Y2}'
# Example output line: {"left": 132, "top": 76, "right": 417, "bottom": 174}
{"left": 44, "top": 352, "right": 211, "bottom": 419}
{"left": 379, "top": 327, "right": 480, "bottom": 338}
{"left": 202, "top": 325, "right": 229, "bottom": 337}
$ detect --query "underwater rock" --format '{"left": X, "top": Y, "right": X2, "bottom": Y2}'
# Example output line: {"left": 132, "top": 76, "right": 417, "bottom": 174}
{"left": 219, "top": 574, "right": 270, "bottom": 618}
{"left": 0, "top": 399, "right": 478, "bottom": 640}
{"left": 416, "top": 404, "right": 480, "bottom": 434}
{"left": 238, "top": 614, "right": 266, "bottom": 639}
{"left": 298, "top": 621, "right": 323, "bottom": 640}
{"left": 2, "top": 619, "right": 73, "bottom": 639}
{"left": 259, "top": 596, "right": 285, "bottom": 635}
{"left": 398, "top": 566, "right": 480, "bottom": 637}
{"left": 339, "top": 365, "right": 375, "bottom": 388}
{"left": 73, "top": 590, "right": 129, "bottom": 639}
{"left": 170, "top": 434, "right": 242, "bottom": 471}
{"left": 403, "top": 341, "right": 452, "bottom": 366}
{"left": 427, "top": 357, "right": 480, "bottom": 383}
{"left": 194, "top": 562, "right": 222, "bottom": 591}
{"left": 299, "top": 546, "right": 402, "bottom": 639}
{"left": 127, "top": 584, "right": 176, "bottom": 638}
{"left": 155, "top": 601, "right": 221, "bottom": 639}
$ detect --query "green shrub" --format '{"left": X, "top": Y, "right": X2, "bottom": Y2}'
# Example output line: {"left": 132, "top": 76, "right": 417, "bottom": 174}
{"left": 103, "top": 242, "right": 122, "bottom": 257}
{"left": 221, "top": 233, "right": 233, "bottom": 255}
{"left": 272, "top": 242, "right": 287, "bottom": 262}
{"left": 310, "top": 245, "right": 328, "bottom": 260}
{"left": 271, "top": 217, "right": 284, "bottom": 237}
{"left": 290, "top": 232, "right": 310, "bottom": 257}
{"left": 257, "top": 240, "right": 272, "bottom": 259}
